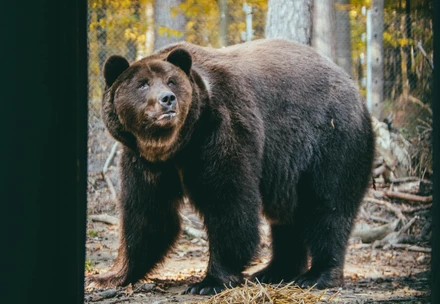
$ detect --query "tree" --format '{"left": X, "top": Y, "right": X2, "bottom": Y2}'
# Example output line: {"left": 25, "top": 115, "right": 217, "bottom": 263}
{"left": 96, "top": 1, "right": 107, "bottom": 88}
{"left": 218, "top": 0, "right": 228, "bottom": 46}
{"left": 265, "top": 0, "right": 337, "bottom": 63}
{"left": 368, "top": 0, "right": 384, "bottom": 119}
{"left": 154, "top": 0, "right": 186, "bottom": 50}
{"left": 312, "top": 0, "right": 336, "bottom": 61}
{"left": 126, "top": 0, "right": 141, "bottom": 62}
{"left": 334, "top": 0, "right": 353, "bottom": 76}
{"left": 265, "top": 0, "right": 313, "bottom": 45}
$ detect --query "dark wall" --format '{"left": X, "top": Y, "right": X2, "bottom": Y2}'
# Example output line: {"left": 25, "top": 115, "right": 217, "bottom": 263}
{"left": 0, "top": 1, "right": 87, "bottom": 303}
{"left": 432, "top": 1, "right": 440, "bottom": 302}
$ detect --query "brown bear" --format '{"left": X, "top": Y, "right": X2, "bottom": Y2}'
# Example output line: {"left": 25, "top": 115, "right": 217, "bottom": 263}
{"left": 92, "top": 39, "right": 375, "bottom": 295}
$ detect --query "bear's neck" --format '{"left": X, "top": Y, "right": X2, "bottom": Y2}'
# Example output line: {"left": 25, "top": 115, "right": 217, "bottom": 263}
{"left": 136, "top": 129, "right": 181, "bottom": 162}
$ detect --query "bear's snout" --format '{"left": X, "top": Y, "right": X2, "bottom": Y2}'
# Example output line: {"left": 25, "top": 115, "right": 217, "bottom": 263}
{"left": 157, "top": 92, "right": 177, "bottom": 111}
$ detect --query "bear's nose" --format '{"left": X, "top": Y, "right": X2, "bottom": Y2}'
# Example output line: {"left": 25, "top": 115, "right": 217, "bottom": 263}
{"left": 158, "top": 92, "right": 176, "bottom": 109}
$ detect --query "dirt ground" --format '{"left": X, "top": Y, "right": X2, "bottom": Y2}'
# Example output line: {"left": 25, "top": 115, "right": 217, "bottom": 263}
{"left": 85, "top": 118, "right": 432, "bottom": 304}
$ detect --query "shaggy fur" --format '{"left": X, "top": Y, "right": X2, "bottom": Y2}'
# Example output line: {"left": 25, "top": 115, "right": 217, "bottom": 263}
{"left": 91, "top": 39, "right": 375, "bottom": 295}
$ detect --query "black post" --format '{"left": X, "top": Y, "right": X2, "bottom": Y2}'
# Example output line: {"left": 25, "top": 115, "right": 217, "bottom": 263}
{"left": 1, "top": 1, "right": 88, "bottom": 303}
{"left": 432, "top": 0, "right": 439, "bottom": 302}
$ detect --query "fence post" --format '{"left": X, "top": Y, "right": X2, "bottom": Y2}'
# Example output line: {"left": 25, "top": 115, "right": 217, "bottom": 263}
{"left": 243, "top": 3, "right": 253, "bottom": 42}
{"left": 219, "top": 0, "right": 228, "bottom": 47}
{"left": 366, "top": 0, "right": 384, "bottom": 119}
{"left": 366, "top": 9, "right": 372, "bottom": 113}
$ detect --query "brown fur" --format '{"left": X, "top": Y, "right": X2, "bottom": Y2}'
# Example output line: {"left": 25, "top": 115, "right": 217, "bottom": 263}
{"left": 92, "top": 39, "right": 375, "bottom": 295}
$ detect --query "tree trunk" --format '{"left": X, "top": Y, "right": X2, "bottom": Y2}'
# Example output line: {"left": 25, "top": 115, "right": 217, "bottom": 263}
{"left": 369, "top": 0, "right": 385, "bottom": 120}
{"left": 312, "top": 0, "right": 336, "bottom": 62}
{"left": 334, "top": 0, "right": 352, "bottom": 76}
{"left": 154, "top": 0, "right": 186, "bottom": 50}
{"left": 265, "top": 0, "right": 313, "bottom": 45}
{"left": 126, "top": 0, "right": 140, "bottom": 62}
{"left": 96, "top": 3, "right": 107, "bottom": 88}
{"left": 145, "top": 1, "right": 155, "bottom": 55}
{"left": 218, "top": 0, "right": 228, "bottom": 47}
{"left": 400, "top": 15, "right": 409, "bottom": 97}
{"left": 405, "top": 0, "right": 414, "bottom": 89}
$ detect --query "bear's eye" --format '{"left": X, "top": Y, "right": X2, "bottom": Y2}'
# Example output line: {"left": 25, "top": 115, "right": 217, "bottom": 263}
{"left": 167, "top": 79, "right": 176, "bottom": 87}
{"left": 139, "top": 82, "right": 149, "bottom": 90}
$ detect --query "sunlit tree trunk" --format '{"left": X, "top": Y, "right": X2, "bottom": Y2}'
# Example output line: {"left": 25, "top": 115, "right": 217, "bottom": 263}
{"left": 145, "top": 1, "right": 155, "bottom": 55}
{"left": 370, "top": 0, "right": 384, "bottom": 119}
{"left": 218, "top": 0, "right": 228, "bottom": 47}
{"left": 400, "top": 15, "right": 409, "bottom": 97}
{"left": 154, "top": 0, "right": 186, "bottom": 50}
{"left": 265, "top": 0, "right": 313, "bottom": 45}
{"left": 405, "top": 0, "right": 414, "bottom": 89}
{"left": 334, "top": 0, "right": 352, "bottom": 76}
{"left": 96, "top": 2, "right": 107, "bottom": 88}
{"left": 312, "top": 0, "right": 336, "bottom": 62}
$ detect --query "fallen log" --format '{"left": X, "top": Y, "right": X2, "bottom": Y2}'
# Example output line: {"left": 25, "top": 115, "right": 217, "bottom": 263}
{"left": 389, "top": 244, "right": 431, "bottom": 253}
{"left": 402, "top": 204, "right": 432, "bottom": 214}
{"left": 352, "top": 220, "right": 400, "bottom": 243}
{"left": 184, "top": 226, "right": 207, "bottom": 240}
{"left": 388, "top": 176, "right": 421, "bottom": 183}
{"left": 384, "top": 190, "right": 432, "bottom": 203}
{"left": 393, "top": 181, "right": 420, "bottom": 194}
{"left": 374, "top": 216, "right": 417, "bottom": 249}
{"left": 360, "top": 206, "right": 391, "bottom": 223}
{"left": 363, "top": 197, "right": 407, "bottom": 222}
{"left": 372, "top": 164, "right": 386, "bottom": 177}
{"left": 89, "top": 214, "right": 119, "bottom": 225}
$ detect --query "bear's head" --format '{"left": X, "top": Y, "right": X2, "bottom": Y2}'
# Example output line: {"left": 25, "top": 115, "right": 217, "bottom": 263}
{"left": 102, "top": 48, "right": 197, "bottom": 162}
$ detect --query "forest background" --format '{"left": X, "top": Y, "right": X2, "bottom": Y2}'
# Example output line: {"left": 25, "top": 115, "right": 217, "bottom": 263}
{"left": 85, "top": 1, "right": 434, "bottom": 302}
{"left": 87, "top": 0, "right": 433, "bottom": 179}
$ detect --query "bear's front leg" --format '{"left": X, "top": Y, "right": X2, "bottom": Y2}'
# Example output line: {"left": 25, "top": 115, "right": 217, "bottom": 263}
{"left": 90, "top": 148, "right": 183, "bottom": 287}
{"left": 184, "top": 173, "right": 261, "bottom": 295}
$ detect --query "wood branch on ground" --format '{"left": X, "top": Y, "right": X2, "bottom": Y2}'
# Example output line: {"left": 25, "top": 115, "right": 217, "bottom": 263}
{"left": 373, "top": 157, "right": 384, "bottom": 167}
{"left": 102, "top": 142, "right": 119, "bottom": 203}
{"left": 352, "top": 219, "right": 400, "bottom": 243}
{"left": 417, "top": 41, "right": 434, "bottom": 71}
{"left": 389, "top": 244, "right": 431, "bottom": 253}
{"left": 108, "top": 297, "right": 133, "bottom": 304}
{"left": 184, "top": 227, "right": 207, "bottom": 240}
{"left": 402, "top": 204, "right": 432, "bottom": 214}
{"left": 373, "top": 216, "right": 417, "bottom": 249}
{"left": 103, "top": 174, "right": 118, "bottom": 203}
{"left": 363, "top": 197, "right": 407, "bottom": 222}
{"left": 370, "top": 189, "right": 386, "bottom": 199}
{"left": 89, "top": 214, "right": 119, "bottom": 225}
{"left": 103, "top": 142, "right": 119, "bottom": 174}
{"left": 372, "top": 164, "right": 386, "bottom": 177}
{"left": 388, "top": 176, "right": 422, "bottom": 183}
{"left": 360, "top": 206, "right": 391, "bottom": 223}
{"left": 408, "top": 94, "right": 433, "bottom": 115}
{"left": 393, "top": 181, "right": 420, "bottom": 194}
{"left": 383, "top": 190, "right": 432, "bottom": 203}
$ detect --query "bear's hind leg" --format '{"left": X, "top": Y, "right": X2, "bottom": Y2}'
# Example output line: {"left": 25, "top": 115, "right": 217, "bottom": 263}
{"left": 252, "top": 223, "right": 308, "bottom": 284}
{"left": 295, "top": 204, "right": 356, "bottom": 289}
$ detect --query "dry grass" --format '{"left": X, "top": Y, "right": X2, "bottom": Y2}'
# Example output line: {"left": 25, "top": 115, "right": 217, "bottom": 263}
{"left": 186, "top": 280, "right": 340, "bottom": 304}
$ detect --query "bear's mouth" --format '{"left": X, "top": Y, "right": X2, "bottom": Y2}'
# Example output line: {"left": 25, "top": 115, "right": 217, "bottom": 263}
{"left": 157, "top": 111, "right": 176, "bottom": 121}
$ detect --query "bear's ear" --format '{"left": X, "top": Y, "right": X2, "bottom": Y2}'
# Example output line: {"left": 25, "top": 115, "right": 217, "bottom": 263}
{"left": 166, "top": 48, "right": 192, "bottom": 75}
{"left": 103, "top": 55, "right": 130, "bottom": 87}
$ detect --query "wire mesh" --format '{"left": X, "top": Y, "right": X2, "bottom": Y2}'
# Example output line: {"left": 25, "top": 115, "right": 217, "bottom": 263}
{"left": 87, "top": 1, "right": 433, "bottom": 177}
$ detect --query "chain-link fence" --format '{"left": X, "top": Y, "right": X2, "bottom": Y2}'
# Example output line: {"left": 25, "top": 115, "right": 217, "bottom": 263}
{"left": 87, "top": 1, "right": 433, "bottom": 178}
{"left": 345, "top": 5, "right": 433, "bottom": 178}
{"left": 87, "top": 0, "right": 267, "bottom": 116}
{"left": 347, "top": 7, "right": 433, "bottom": 134}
